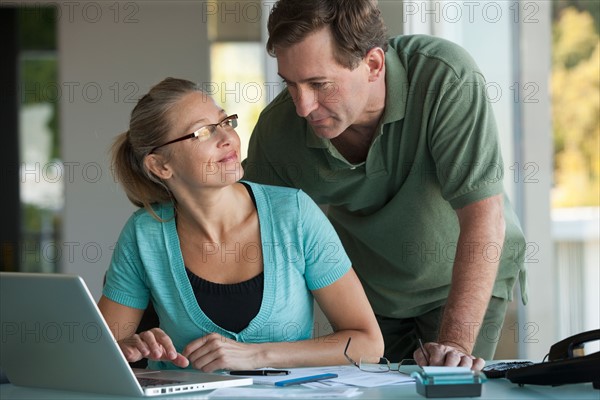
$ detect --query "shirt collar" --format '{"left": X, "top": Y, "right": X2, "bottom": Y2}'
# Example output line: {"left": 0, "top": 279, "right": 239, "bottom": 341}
{"left": 381, "top": 46, "right": 408, "bottom": 125}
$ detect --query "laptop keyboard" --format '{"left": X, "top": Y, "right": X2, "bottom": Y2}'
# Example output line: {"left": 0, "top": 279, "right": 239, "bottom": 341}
{"left": 137, "top": 377, "right": 184, "bottom": 387}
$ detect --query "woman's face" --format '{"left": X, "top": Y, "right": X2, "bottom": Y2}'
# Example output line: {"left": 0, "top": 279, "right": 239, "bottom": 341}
{"left": 157, "top": 92, "right": 243, "bottom": 191}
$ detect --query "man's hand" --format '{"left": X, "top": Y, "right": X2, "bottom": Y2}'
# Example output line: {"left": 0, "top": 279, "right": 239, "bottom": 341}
{"left": 431, "top": 195, "right": 505, "bottom": 369}
{"left": 413, "top": 341, "right": 485, "bottom": 371}
{"left": 118, "top": 328, "right": 189, "bottom": 368}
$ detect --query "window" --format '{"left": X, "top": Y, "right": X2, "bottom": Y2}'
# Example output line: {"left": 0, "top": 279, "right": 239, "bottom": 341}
{"left": 210, "top": 42, "right": 266, "bottom": 159}
{"left": 18, "top": 6, "right": 62, "bottom": 273}
{"left": 551, "top": 2, "right": 599, "bottom": 208}
{"left": 206, "top": 1, "right": 274, "bottom": 159}
{"left": 550, "top": 1, "right": 600, "bottom": 340}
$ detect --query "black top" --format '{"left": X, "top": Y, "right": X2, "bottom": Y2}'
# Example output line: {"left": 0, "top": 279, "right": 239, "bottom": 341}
{"left": 186, "top": 269, "right": 264, "bottom": 333}
{"left": 185, "top": 182, "right": 263, "bottom": 333}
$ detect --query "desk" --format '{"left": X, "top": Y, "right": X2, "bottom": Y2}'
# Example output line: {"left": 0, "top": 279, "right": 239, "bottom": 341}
{"left": 1, "top": 379, "right": 598, "bottom": 399}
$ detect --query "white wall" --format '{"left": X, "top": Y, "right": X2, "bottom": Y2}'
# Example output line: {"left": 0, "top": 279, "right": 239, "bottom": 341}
{"left": 517, "top": 1, "right": 554, "bottom": 360}
{"left": 57, "top": 1, "right": 209, "bottom": 298}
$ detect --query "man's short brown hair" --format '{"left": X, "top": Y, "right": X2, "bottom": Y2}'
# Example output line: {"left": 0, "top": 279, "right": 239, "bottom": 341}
{"left": 266, "top": 0, "right": 388, "bottom": 70}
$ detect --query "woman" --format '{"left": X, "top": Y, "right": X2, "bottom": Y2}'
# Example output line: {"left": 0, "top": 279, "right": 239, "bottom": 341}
{"left": 99, "top": 77, "right": 383, "bottom": 372}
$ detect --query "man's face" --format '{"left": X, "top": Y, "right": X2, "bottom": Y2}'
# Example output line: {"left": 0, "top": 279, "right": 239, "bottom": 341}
{"left": 276, "top": 27, "right": 373, "bottom": 140}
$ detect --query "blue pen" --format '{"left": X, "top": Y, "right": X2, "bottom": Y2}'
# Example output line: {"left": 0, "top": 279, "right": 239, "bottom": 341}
{"left": 274, "top": 373, "right": 338, "bottom": 387}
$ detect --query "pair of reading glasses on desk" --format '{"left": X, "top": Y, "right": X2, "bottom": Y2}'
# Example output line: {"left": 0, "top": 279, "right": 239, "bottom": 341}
{"left": 344, "top": 337, "right": 423, "bottom": 374}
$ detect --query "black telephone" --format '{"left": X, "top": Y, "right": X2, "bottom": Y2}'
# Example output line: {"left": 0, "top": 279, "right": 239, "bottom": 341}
{"left": 506, "top": 329, "right": 600, "bottom": 388}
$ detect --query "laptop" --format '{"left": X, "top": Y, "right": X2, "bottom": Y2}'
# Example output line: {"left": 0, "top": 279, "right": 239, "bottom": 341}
{"left": 0, "top": 272, "right": 252, "bottom": 397}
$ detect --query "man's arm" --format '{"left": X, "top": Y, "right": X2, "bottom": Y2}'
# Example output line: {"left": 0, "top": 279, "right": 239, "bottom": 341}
{"left": 414, "top": 194, "right": 505, "bottom": 369}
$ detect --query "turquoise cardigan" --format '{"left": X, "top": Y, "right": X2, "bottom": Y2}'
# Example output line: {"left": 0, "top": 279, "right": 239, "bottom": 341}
{"left": 103, "top": 181, "right": 351, "bottom": 369}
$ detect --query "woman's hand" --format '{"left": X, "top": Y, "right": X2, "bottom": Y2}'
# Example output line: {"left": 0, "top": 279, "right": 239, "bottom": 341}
{"left": 183, "top": 333, "right": 260, "bottom": 372}
{"left": 118, "top": 328, "right": 189, "bottom": 368}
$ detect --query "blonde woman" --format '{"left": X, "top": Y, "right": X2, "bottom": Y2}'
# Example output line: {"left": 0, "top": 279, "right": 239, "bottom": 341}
{"left": 99, "top": 77, "right": 383, "bottom": 372}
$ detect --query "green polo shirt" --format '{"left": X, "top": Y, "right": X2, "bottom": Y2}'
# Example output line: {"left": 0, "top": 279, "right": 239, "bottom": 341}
{"left": 243, "top": 34, "right": 527, "bottom": 318}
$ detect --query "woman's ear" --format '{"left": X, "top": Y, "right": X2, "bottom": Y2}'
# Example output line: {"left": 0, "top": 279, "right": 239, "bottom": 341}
{"left": 365, "top": 47, "right": 385, "bottom": 82}
{"left": 144, "top": 153, "right": 172, "bottom": 180}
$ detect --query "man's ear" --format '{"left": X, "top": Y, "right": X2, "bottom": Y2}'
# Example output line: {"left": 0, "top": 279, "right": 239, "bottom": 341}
{"left": 365, "top": 47, "right": 385, "bottom": 82}
{"left": 144, "top": 153, "right": 172, "bottom": 180}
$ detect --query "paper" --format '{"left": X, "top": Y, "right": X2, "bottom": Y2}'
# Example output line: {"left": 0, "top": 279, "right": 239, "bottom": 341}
{"left": 208, "top": 387, "right": 362, "bottom": 398}
{"left": 232, "top": 366, "right": 413, "bottom": 388}
{"left": 234, "top": 369, "right": 337, "bottom": 386}
{"left": 324, "top": 366, "right": 414, "bottom": 388}
{"left": 274, "top": 373, "right": 338, "bottom": 386}
{"left": 422, "top": 366, "right": 473, "bottom": 375}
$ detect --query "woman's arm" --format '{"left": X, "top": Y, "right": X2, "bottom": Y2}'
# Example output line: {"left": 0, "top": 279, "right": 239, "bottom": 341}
{"left": 182, "top": 268, "right": 384, "bottom": 371}
{"left": 98, "top": 296, "right": 189, "bottom": 367}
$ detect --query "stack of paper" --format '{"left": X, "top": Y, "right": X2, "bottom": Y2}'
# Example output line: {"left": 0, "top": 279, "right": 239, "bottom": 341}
{"left": 208, "top": 387, "right": 362, "bottom": 398}
{"left": 223, "top": 365, "right": 414, "bottom": 388}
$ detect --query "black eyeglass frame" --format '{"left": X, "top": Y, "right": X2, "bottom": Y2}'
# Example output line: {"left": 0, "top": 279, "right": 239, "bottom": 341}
{"left": 343, "top": 337, "right": 391, "bottom": 373}
{"left": 149, "top": 114, "right": 238, "bottom": 154}
{"left": 343, "top": 337, "right": 422, "bottom": 375}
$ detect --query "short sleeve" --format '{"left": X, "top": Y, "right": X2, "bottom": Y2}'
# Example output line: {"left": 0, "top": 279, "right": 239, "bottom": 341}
{"left": 297, "top": 191, "right": 352, "bottom": 290}
{"left": 103, "top": 214, "right": 150, "bottom": 310}
{"left": 429, "top": 70, "right": 505, "bottom": 210}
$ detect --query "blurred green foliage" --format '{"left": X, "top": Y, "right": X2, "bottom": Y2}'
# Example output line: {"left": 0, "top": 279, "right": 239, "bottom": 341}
{"left": 18, "top": 5, "right": 60, "bottom": 272}
{"left": 18, "top": 5, "right": 60, "bottom": 162}
{"left": 18, "top": 6, "right": 57, "bottom": 50}
{"left": 552, "top": 3, "right": 600, "bottom": 207}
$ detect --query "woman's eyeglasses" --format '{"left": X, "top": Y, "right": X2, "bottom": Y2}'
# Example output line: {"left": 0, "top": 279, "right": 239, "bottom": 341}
{"left": 149, "top": 114, "right": 238, "bottom": 154}
{"left": 343, "top": 337, "right": 426, "bottom": 374}
{"left": 344, "top": 337, "right": 393, "bottom": 372}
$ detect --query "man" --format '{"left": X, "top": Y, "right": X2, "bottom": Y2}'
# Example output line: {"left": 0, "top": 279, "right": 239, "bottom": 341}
{"left": 242, "top": 0, "right": 527, "bottom": 369}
